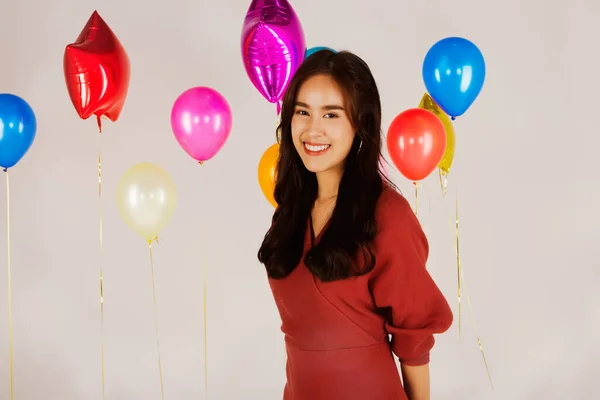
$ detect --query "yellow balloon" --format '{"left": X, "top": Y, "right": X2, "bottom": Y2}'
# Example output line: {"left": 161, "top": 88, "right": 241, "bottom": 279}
{"left": 257, "top": 143, "right": 279, "bottom": 208}
{"left": 116, "top": 162, "right": 177, "bottom": 241}
{"left": 419, "top": 93, "right": 456, "bottom": 174}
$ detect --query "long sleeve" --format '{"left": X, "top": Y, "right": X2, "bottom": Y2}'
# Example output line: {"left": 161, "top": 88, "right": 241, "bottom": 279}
{"left": 369, "top": 189, "right": 453, "bottom": 366}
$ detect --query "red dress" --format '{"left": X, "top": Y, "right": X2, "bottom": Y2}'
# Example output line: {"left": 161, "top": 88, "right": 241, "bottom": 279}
{"left": 268, "top": 187, "right": 453, "bottom": 400}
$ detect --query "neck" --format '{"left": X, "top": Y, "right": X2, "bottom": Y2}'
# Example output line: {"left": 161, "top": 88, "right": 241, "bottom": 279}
{"left": 315, "top": 167, "right": 343, "bottom": 201}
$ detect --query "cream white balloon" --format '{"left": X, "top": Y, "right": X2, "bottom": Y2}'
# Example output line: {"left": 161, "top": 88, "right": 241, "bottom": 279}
{"left": 116, "top": 162, "right": 177, "bottom": 241}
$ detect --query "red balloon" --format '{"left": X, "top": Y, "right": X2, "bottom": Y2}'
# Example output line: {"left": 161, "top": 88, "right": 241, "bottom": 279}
{"left": 63, "top": 10, "right": 130, "bottom": 131}
{"left": 386, "top": 108, "right": 447, "bottom": 181}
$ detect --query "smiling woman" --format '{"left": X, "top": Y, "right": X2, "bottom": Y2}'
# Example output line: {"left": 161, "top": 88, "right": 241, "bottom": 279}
{"left": 257, "top": 50, "right": 453, "bottom": 400}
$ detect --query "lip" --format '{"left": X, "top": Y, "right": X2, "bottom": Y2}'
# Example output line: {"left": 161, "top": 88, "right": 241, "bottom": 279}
{"left": 303, "top": 142, "right": 331, "bottom": 156}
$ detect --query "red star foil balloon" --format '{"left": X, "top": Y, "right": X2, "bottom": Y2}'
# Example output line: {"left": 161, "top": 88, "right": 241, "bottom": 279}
{"left": 64, "top": 10, "right": 130, "bottom": 131}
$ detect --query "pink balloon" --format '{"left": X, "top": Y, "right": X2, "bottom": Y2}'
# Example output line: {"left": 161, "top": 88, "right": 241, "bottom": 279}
{"left": 171, "top": 87, "right": 232, "bottom": 163}
{"left": 241, "top": 0, "right": 306, "bottom": 107}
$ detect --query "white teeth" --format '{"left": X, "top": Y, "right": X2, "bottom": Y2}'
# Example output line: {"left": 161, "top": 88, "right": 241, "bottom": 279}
{"left": 305, "top": 143, "right": 330, "bottom": 152}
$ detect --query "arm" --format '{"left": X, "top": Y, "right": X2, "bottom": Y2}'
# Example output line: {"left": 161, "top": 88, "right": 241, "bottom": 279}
{"left": 401, "top": 363, "right": 430, "bottom": 400}
{"left": 369, "top": 191, "right": 453, "bottom": 394}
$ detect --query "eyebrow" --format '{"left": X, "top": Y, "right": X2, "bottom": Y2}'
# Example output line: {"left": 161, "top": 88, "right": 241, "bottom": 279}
{"left": 295, "top": 101, "right": 345, "bottom": 111}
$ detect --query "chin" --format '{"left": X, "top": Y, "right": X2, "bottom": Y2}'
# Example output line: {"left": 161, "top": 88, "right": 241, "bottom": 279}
{"left": 304, "top": 163, "right": 330, "bottom": 174}
{"left": 301, "top": 158, "right": 340, "bottom": 174}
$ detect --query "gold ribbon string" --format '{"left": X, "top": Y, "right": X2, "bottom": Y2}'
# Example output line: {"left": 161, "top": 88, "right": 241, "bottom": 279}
{"left": 5, "top": 169, "right": 14, "bottom": 400}
{"left": 442, "top": 189, "right": 494, "bottom": 391}
{"left": 203, "top": 229, "right": 208, "bottom": 398}
{"left": 148, "top": 239, "right": 165, "bottom": 400}
{"left": 439, "top": 169, "right": 460, "bottom": 332}
{"left": 97, "top": 117, "right": 106, "bottom": 400}
{"left": 414, "top": 182, "right": 419, "bottom": 216}
{"left": 455, "top": 197, "right": 494, "bottom": 391}
{"left": 438, "top": 168, "right": 448, "bottom": 196}
{"left": 412, "top": 182, "right": 432, "bottom": 222}
{"left": 452, "top": 195, "right": 462, "bottom": 336}
{"left": 195, "top": 159, "right": 209, "bottom": 397}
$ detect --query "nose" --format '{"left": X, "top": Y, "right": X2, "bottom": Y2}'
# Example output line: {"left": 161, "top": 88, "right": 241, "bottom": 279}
{"left": 306, "top": 116, "right": 325, "bottom": 137}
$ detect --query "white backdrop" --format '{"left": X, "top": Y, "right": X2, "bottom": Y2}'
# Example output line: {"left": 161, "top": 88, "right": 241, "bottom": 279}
{"left": 0, "top": 0, "right": 598, "bottom": 399}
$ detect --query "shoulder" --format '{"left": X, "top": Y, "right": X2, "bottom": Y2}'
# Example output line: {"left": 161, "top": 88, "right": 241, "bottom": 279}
{"left": 377, "top": 185, "right": 412, "bottom": 213}
{"left": 376, "top": 186, "right": 418, "bottom": 232}
{"left": 373, "top": 185, "right": 428, "bottom": 255}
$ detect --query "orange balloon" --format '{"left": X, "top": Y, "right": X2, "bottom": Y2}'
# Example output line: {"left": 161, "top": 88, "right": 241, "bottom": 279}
{"left": 258, "top": 143, "right": 279, "bottom": 207}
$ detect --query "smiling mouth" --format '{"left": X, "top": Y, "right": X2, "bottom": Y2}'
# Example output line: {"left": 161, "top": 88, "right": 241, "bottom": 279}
{"left": 303, "top": 142, "right": 331, "bottom": 155}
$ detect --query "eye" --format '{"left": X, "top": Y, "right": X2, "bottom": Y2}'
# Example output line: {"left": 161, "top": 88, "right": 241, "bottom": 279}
{"left": 324, "top": 113, "right": 338, "bottom": 118}
{"left": 295, "top": 109, "right": 309, "bottom": 116}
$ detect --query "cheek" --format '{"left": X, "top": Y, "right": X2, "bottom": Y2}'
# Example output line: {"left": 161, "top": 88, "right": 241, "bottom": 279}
{"left": 291, "top": 118, "right": 307, "bottom": 142}
{"left": 332, "top": 128, "right": 356, "bottom": 154}
{"left": 290, "top": 121, "right": 303, "bottom": 151}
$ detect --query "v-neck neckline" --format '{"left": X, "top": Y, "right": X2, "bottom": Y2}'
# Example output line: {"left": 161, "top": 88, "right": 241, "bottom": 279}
{"left": 308, "top": 214, "right": 330, "bottom": 246}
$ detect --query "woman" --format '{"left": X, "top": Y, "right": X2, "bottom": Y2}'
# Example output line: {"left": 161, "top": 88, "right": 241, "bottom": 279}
{"left": 258, "top": 50, "right": 453, "bottom": 400}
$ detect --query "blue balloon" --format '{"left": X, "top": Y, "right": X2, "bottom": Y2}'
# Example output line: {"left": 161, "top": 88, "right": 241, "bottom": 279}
{"left": 422, "top": 37, "right": 485, "bottom": 119}
{"left": 0, "top": 94, "right": 37, "bottom": 169}
{"left": 305, "top": 46, "right": 336, "bottom": 59}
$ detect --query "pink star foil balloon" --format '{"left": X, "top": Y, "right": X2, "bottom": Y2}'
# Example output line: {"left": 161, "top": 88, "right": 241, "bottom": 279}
{"left": 241, "top": 0, "right": 306, "bottom": 110}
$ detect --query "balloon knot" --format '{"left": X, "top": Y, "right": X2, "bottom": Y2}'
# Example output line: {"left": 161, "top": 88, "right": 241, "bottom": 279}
{"left": 198, "top": 161, "right": 204, "bottom": 166}
{"left": 96, "top": 115, "right": 103, "bottom": 133}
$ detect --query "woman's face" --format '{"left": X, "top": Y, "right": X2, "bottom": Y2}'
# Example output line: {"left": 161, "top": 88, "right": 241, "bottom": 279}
{"left": 291, "top": 74, "right": 355, "bottom": 175}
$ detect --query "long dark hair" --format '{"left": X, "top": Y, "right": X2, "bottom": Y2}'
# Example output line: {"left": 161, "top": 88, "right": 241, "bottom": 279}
{"left": 257, "top": 50, "right": 395, "bottom": 281}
